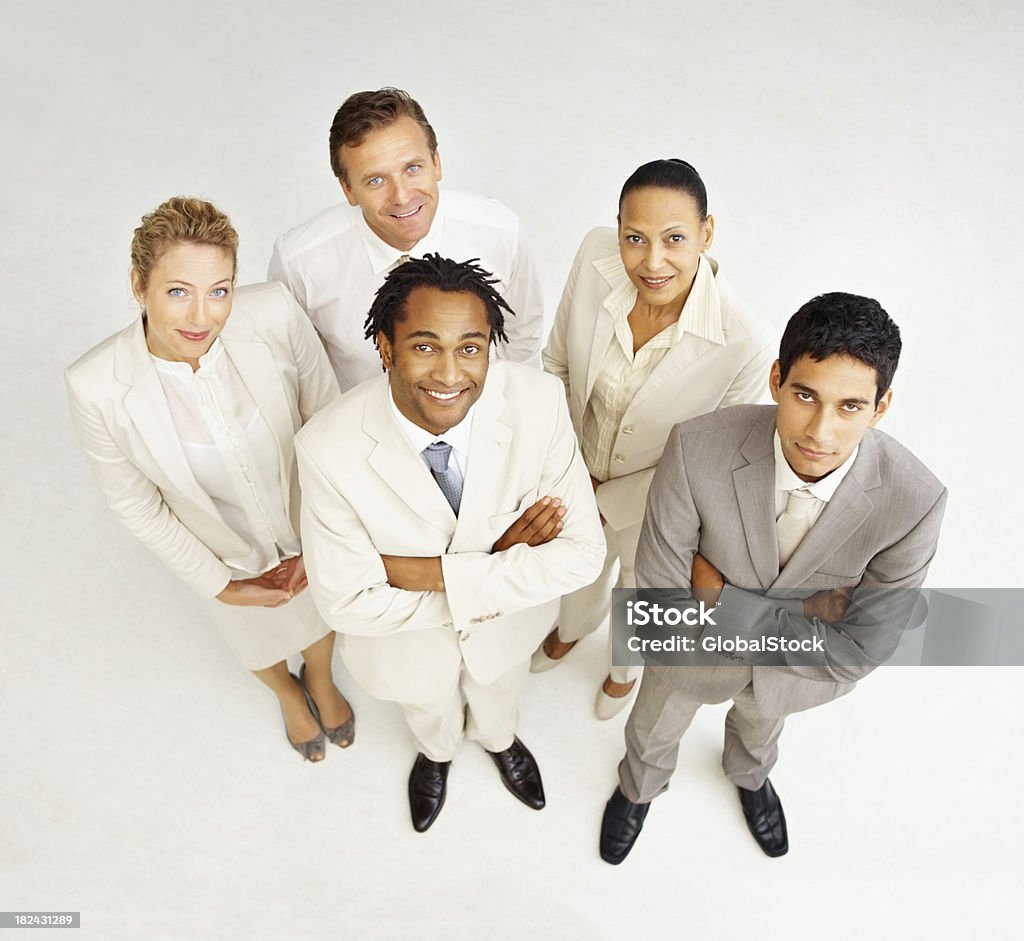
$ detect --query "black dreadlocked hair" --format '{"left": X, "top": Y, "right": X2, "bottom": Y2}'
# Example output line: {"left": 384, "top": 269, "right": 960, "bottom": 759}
{"left": 363, "top": 253, "right": 513, "bottom": 349}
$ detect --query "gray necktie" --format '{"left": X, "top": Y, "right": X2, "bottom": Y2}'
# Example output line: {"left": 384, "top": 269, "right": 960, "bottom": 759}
{"left": 776, "top": 488, "right": 818, "bottom": 567}
{"left": 423, "top": 441, "right": 462, "bottom": 515}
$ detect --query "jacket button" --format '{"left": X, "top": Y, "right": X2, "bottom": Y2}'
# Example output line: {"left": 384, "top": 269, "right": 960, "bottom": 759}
{"left": 614, "top": 454, "right": 625, "bottom": 463}
{"left": 622, "top": 426, "right": 634, "bottom": 434}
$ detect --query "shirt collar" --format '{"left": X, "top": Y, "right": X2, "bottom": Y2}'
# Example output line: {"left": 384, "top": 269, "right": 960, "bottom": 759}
{"left": 773, "top": 429, "right": 858, "bottom": 502}
{"left": 150, "top": 336, "right": 225, "bottom": 374}
{"left": 388, "top": 382, "right": 475, "bottom": 459}
{"left": 359, "top": 193, "right": 446, "bottom": 275}
{"left": 591, "top": 252, "right": 726, "bottom": 347}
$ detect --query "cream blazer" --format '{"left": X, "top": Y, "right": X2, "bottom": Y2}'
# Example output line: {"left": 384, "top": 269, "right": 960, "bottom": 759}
{"left": 294, "top": 364, "right": 607, "bottom": 703}
{"left": 543, "top": 227, "right": 774, "bottom": 568}
{"left": 65, "top": 281, "right": 340, "bottom": 598}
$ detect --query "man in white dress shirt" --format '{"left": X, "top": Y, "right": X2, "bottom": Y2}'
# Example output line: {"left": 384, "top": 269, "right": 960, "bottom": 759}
{"left": 269, "top": 87, "right": 544, "bottom": 391}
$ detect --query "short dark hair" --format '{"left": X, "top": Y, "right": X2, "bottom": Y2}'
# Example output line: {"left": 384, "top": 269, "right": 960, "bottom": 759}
{"left": 329, "top": 87, "right": 438, "bottom": 182}
{"left": 364, "top": 254, "right": 512, "bottom": 349}
{"left": 778, "top": 293, "right": 902, "bottom": 405}
{"left": 618, "top": 158, "right": 708, "bottom": 218}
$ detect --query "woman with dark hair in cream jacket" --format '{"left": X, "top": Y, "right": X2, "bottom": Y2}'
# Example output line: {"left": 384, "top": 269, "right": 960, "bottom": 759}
{"left": 536, "top": 160, "right": 774, "bottom": 717}
{"left": 66, "top": 196, "right": 353, "bottom": 761}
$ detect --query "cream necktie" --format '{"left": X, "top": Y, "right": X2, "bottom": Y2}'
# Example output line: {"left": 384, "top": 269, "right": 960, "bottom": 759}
{"left": 776, "top": 488, "right": 818, "bottom": 568}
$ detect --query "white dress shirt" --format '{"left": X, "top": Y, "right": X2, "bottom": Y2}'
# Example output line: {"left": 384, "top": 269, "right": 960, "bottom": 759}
{"left": 773, "top": 429, "right": 859, "bottom": 533}
{"left": 153, "top": 340, "right": 300, "bottom": 577}
{"left": 269, "top": 189, "right": 545, "bottom": 392}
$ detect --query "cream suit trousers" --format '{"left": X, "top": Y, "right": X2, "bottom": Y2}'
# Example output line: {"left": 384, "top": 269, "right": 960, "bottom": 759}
{"left": 400, "top": 659, "right": 530, "bottom": 762}
{"left": 556, "top": 524, "right": 641, "bottom": 684}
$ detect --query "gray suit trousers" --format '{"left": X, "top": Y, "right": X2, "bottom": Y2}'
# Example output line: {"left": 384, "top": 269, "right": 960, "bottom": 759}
{"left": 619, "top": 664, "right": 787, "bottom": 803}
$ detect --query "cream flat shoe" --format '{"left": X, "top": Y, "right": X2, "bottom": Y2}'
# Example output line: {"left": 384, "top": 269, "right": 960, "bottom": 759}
{"left": 594, "top": 676, "right": 637, "bottom": 720}
{"left": 530, "top": 628, "right": 578, "bottom": 673}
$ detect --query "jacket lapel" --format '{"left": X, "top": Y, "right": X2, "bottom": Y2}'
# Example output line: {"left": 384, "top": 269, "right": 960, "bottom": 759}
{"left": 451, "top": 372, "right": 512, "bottom": 550}
{"left": 363, "top": 379, "right": 456, "bottom": 534}
{"left": 627, "top": 333, "right": 716, "bottom": 412}
{"left": 733, "top": 414, "right": 779, "bottom": 590}
{"left": 221, "top": 332, "right": 294, "bottom": 495}
{"left": 583, "top": 255, "right": 627, "bottom": 408}
{"left": 117, "top": 319, "right": 220, "bottom": 518}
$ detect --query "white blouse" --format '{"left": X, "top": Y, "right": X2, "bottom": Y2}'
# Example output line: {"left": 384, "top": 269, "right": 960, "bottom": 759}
{"left": 152, "top": 339, "right": 300, "bottom": 577}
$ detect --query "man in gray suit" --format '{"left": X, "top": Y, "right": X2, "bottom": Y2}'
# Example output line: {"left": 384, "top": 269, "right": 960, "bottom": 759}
{"left": 599, "top": 292, "right": 947, "bottom": 863}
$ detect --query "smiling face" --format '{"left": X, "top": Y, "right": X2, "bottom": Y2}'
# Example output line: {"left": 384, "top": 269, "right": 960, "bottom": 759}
{"left": 378, "top": 286, "right": 490, "bottom": 435}
{"left": 618, "top": 186, "right": 714, "bottom": 312}
{"left": 132, "top": 242, "right": 234, "bottom": 369}
{"left": 338, "top": 116, "right": 442, "bottom": 251}
{"left": 770, "top": 353, "right": 892, "bottom": 482}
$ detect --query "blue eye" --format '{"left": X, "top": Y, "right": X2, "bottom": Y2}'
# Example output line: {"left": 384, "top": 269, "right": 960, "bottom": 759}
{"left": 168, "top": 287, "right": 187, "bottom": 297}
{"left": 407, "top": 164, "right": 422, "bottom": 174}
{"left": 368, "top": 176, "right": 383, "bottom": 187}
{"left": 211, "top": 288, "right": 229, "bottom": 298}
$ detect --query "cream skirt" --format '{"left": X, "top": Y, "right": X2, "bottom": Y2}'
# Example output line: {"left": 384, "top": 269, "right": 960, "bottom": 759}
{"left": 205, "top": 587, "right": 331, "bottom": 671}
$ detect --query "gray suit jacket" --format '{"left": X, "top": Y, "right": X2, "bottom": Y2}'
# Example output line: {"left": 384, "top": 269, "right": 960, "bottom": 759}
{"left": 635, "top": 405, "right": 947, "bottom": 714}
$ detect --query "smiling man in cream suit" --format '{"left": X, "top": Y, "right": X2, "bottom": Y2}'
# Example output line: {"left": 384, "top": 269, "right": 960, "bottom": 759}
{"left": 599, "top": 292, "right": 947, "bottom": 863}
{"left": 295, "top": 255, "right": 605, "bottom": 831}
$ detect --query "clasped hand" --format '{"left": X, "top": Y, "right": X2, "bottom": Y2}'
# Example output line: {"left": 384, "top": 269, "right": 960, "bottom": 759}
{"left": 216, "top": 554, "right": 307, "bottom": 608}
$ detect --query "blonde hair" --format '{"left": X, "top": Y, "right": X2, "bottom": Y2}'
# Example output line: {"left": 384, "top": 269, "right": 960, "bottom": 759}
{"left": 130, "top": 196, "right": 238, "bottom": 291}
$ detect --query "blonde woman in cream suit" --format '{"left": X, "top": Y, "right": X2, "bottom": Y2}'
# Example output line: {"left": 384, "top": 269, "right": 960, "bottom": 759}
{"left": 65, "top": 197, "right": 353, "bottom": 762}
{"left": 536, "top": 159, "right": 774, "bottom": 718}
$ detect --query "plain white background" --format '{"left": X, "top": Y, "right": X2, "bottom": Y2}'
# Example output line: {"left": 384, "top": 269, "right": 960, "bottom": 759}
{"left": 2, "top": 1, "right": 1022, "bottom": 938}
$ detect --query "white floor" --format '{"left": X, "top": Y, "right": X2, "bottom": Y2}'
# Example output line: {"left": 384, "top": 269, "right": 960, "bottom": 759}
{"left": 3, "top": 2, "right": 1023, "bottom": 939}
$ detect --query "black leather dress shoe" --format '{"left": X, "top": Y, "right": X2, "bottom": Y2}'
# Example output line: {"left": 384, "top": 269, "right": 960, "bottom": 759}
{"left": 487, "top": 737, "right": 545, "bottom": 810}
{"left": 599, "top": 786, "right": 650, "bottom": 865}
{"left": 408, "top": 753, "right": 451, "bottom": 833}
{"left": 738, "top": 778, "right": 788, "bottom": 857}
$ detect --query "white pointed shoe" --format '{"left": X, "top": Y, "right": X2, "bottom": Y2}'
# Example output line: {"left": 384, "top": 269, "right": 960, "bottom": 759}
{"left": 595, "top": 676, "right": 637, "bottom": 720}
{"left": 530, "top": 629, "right": 577, "bottom": 673}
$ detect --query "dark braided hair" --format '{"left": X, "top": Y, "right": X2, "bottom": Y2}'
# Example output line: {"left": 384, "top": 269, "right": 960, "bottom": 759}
{"left": 363, "top": 253, "right": 513, "bottom": 350}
